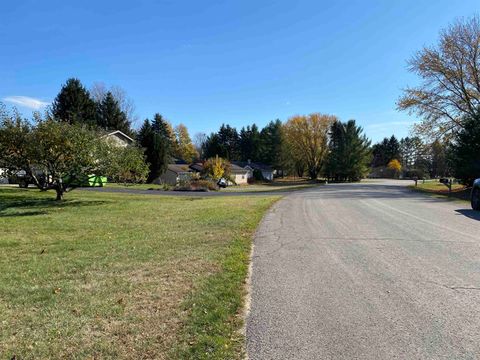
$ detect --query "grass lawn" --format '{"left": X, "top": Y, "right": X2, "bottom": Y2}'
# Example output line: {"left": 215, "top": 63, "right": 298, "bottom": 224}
{"left": 408, "top": 179, "right": 471, "bottom": 202}
{"left": 0, "top": 188, "right": 279, "bottom": 359}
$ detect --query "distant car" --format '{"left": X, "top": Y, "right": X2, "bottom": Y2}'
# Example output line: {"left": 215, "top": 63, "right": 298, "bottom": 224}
{"left": 472, "top": 178, "right": 480, "bottom": 211}
{"left": 217, "top": 178, "right": 228, "bottom": 188}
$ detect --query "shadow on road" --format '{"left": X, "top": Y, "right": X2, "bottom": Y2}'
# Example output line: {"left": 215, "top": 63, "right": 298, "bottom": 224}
{"left": 455, "top": 209, "right": 480, "bottom": 221}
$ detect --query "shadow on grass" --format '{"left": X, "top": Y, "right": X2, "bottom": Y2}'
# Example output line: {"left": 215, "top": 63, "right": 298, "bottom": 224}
{"left": 0, "top": 192, "right": 107, "bottom": 218}
{"left": 455, "top": 209, "right": 480, "bottom": 221}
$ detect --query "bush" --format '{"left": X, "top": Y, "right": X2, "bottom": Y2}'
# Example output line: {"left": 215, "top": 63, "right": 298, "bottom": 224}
{"left": 174, "top": 179, "right": 218, "bottom": 192}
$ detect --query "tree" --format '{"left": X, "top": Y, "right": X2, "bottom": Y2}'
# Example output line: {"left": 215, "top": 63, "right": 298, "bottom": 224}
{"left": 105, "top": 145, "right": 149, "bottom": 185}
{"left": 283, "top": 113, "right": 335, "bottom": 179}
{"left": 193, "top": 132, "right": 207, "bottom": 159}
{"left": 217, "top": 124, "right": 240, "bottom": 160}
{"left": 239, "top": 124, "right": 261, "bottom": 161}
{"left": 0, "top": 105, "right": 34, "bottom": 179}
{"left": 325, "top": 120, "right": 371, "bottom": 182}
{"left": 448, "top": 112, "right": 480, "bottom": 185}
{"left": 430, "top": 139, "right": 448, "bottom": 178}
{"left": 203, "top": 155, "right": 231, "bottom": 181}
{"left": 152, "top": 113, "right": 175, "bottom": 148}
{"left": 259, "top": 120, "right": 284, "bottom": 167}
{"left": 387, "top": 159, "right": 402, "bottom": 178}
{"left": 173, "top": 124, "right": 198, "bottom": 162}
{"left": 371, "top": 135, "right": 401, "bottom": 167}
{"left": 398, "top": 15, "right": 480, "bottom": 139}
{"left": 137, "top": 118, "right": 170, "bottom": 183}
{"left": 0, "top": 109, "right": 146, "bottom": 200}
{"left": 50, "top": 78, "right": 96, "bottom": 126}
{"left": 96, "top": 92, "right": 132, "bottom": 135}
{"left": 91, "top": 82, "right": 138, "bottom": 128}
{"left": 203, "top": 133, "right": 225, "bottom": 159}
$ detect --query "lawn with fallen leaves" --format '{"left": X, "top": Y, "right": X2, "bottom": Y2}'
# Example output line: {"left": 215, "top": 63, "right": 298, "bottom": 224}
{"left": 0, "top": 187, "right": 278, "bottom": 359}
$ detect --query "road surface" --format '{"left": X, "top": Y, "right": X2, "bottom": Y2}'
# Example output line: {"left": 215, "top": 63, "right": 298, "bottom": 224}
{"left": 247, "top": 180, "right": 480, "bottom": 359}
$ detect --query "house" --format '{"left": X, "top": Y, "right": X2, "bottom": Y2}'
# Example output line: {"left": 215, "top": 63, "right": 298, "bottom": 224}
{"left": 102, "top": 130, "right": 134, "bottom": 147}
{"left": 189, "top": 162, "right": 250, "bottom": 185}
{"left": 155, "top": 164, "right": 193, "bottom": 185}
{"left": 230, "top": 164, "right": 250, "bottom": 185}
{"left": 233, "top": 161, "right": 274, "bottom": 181}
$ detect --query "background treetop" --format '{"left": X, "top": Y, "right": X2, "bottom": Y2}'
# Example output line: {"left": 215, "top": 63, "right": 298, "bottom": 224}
{"left": 398, "top": 15, "right": 480, "bottom": 139}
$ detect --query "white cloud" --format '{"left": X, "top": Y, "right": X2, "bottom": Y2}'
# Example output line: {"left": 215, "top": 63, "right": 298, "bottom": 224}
{"left": 3, "top": 96, "right": 50, "bottom": 110}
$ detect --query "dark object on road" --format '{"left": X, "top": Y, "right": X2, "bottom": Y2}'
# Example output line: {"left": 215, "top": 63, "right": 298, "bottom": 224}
{"left": 471, "top": 178, "right": 480, "bottom": 210}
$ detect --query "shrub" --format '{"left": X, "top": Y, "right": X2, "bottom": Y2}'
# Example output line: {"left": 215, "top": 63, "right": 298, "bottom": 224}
{"left": 174, "top": 179, "right": 218, "bottom": 192}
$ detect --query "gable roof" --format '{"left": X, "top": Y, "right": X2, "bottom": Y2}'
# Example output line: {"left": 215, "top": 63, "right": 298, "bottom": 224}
{"left": 230, "top": 163, "right": 250, "bottom": 174}
{"left": 233, "top": 161, "right": 273, "bottom": 171}
{"left": 104, "top": 130, "right": 134, "bottom": 144}
{"left": 167, "top": 164, "right": 192, "bottom": 174}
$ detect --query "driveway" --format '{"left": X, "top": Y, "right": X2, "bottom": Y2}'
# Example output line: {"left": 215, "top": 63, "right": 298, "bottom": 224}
{"left": 247, "top": 179, "right": 480, "bottom": 359}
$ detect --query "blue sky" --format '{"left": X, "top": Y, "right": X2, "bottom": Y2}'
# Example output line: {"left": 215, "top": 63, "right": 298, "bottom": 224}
{"left": 2, "top": 0, "right": 479, "bottom": 142}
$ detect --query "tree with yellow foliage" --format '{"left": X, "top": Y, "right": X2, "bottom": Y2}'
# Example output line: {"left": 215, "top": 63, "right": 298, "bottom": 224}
{"left": 387, "top": 159, "right": 402, "bottom": 178}
{"left": 283, "top": 113, "right": 336, "bottom": 179}
{"left": 203, "top": 155, "right": 231, "bottom": 181}
{"left": 174, "top": 124, "right": 198, "bottom": 162}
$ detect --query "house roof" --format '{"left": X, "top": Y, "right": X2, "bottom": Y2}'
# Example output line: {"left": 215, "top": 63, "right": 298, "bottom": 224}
{"left": 230, "top": 164, "right": 250, "bottom": 174}
{"left": 189, "top": 163, "right": 204, "bottom": 172}
{"left": 167, "top": 164, "right": 192, "bottom": 174}
{"left": 103, "top": 130, "right": 134, "bottom": 144}
{"left": 233, "top": 161, "right": 273, "bottom": 171}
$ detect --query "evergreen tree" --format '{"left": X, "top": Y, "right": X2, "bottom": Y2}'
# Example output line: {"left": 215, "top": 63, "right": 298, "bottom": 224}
{"left": 217, "top": 124, "right": 240, "bottom": 160}
{"left": 325, "top": 120, "right": 371, "bottom": 181}
{"left": 372, "top": 135, "right": 401, "bottom": 167}
{"left": 203, "top": 133, "right": 225, "bottom": 159}
{"left": 51, "top": 78, "right": 96, "bottom": 126}
{"left": 259, "top": 120, "right": 284, "bottom": 166}
{"left": 137, "top": 118, "right": 170, "bottom": 182}
{"left": 96, "top": 92, "right": 131, "bottom": 135}
{"left": 239, "top": 124, "right": 261, "bottom": 161}
{"left": 449, "top": 113, "right": 480, "bottom": 185}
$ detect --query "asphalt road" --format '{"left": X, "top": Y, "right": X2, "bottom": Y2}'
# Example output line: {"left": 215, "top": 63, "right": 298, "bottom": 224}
{"left": 246, "top": 180, "right": 480, "bottom": 359}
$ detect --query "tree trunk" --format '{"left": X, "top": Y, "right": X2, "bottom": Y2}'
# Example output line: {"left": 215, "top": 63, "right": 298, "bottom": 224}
{"left": 55, "top": 187, "right": 64, "bottom": 201}
{"left": 55, "top": 178, "right": 64, "bottom": 201}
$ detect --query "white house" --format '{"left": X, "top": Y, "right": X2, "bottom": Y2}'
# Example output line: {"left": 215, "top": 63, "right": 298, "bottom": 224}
{"left": 102, "top": 130, "right": 134, "bottom": 147}
{"left": 229, "top": 164, "right": 250, "bottom": 185}
{"left": 233, "top": 161, "right": 274, "bottom": 181}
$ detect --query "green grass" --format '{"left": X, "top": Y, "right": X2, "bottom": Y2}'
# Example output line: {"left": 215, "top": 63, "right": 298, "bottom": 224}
{"left": 0, "top": 188, "right": 278, "bottom": 359}
{"left": 411, "top": 179, "right": 466, "bottom": 192}
{"left": 408, "top": 180, "right": 470, "bottom": 203}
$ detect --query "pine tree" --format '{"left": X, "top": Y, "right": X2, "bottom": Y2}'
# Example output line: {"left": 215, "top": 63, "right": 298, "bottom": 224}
{"left": 325, "top": 120, "right": 371, "bottom": 181}
{"left": 96, "top": 92, "right": 132, "bottom": 135}
{"left": 217, "top": 124, "right": 240, "bottom": 160}
{"left": 239, "top": 124, "right": 261, "bottom": 161}
{"left": 449, "top": 113, "right": 480, "bottom": 185}
{"left": 259, "top": 120, "right": 284, "bottom": 167}
{"left": 51, "top": 78, "right": 96, "bottom": 126}
{"left": 137, "top": 118, "right": 170, "bottom": 182}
